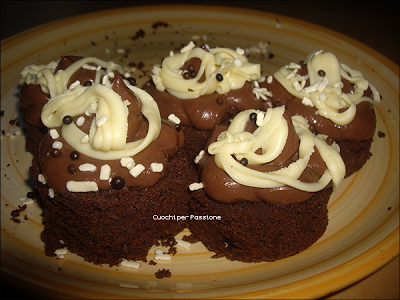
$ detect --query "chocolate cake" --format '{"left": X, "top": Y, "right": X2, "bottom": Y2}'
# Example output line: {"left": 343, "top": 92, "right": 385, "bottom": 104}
{"left": 260, "top": 50, "right": 381, "bottom": 177}
{"left": 19, "top": 56, "right": 192, "bottom": 266}
{"left": 189, "top": 107, "right": 346, "bottom": 262}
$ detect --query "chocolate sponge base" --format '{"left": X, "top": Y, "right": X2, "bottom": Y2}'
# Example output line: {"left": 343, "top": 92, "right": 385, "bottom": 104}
{"left": 338, "top": 137, "right": 373, "bottom": 178}
{"left": 188, "top": 187, "right": 332, "bottom": 262}
{"left": 30, "top": 148, "right": 193, "bottom": 266}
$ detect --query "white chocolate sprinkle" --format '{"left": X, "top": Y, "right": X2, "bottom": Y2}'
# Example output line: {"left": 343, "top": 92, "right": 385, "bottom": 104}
{"left": 21, "top": 198, "right": 34, "bottom": 205}
{"left": 120, "top": 259, "right": 141, "bottom": 269}
{"left": 154, "top": 248, "right": 164, "bottom": 255}
{"left": 302, "top": 97, "right": 314, "bottom": 107}
{"left": 52, "top": 141, "right": 63, "bottom": 149}
{"left": 81, "top": 135, "right": 89, "bottom": 144}
{"left": 168, "top": 114, "right": 181, "bottom": 125}
{"left": 69, "top": 80, "right": 80, "bottom": 90}
{"left": 317, "top": 77, "right": 329, "bottom": 92}
{"left": 194, "top": 150, "right": 205, "bottom": 164}
{"left": 82, "top": 64, "right": 97, "bottom": 70}
{"left": 236, "top": 47, "right": 245, "bottom": 55}
{"left": 150, "top": 162, "right": 163, "bottom": 173}
{"left": 54, "top": 248, "right": 68, "bottom": 258}
{"left": 256, "top": 112, "right": 265, "bottom": 126}
{"left": 176, "top": 239, "right": 192, "bottom": 250}
{"left": 234, "top": 58, "right": 243, "bottom": 67}
{"left": 76, "top": 116, "right": 85, "bottom": 126}
{"left": 99, "top": 164, "right": 111, "bottom": 180}
{"left": 96, "top": 115, "right": 108, "bottom": 127}
{"left": 129, "top": 164, "right": 145, "bottom": 177}
{"left": 154, "top": 253, "right": 172, "bottom": 261}
{"left": 18, "top": 196, "right": 27, "bottom": 201}
{"left": 180, "top": 41, "right": 195, "bottom": 53}
{"left": 79, "top": 163, "right": 97, "bottom": 172}
{"left": 267, "top": 75, "right": 273, "bottom": 84}
{"left": 49, "top": 129, "right": 59, "bottom": 139}
{"left": 66, "top": 181, "right": 98, "bottom": 192}
{"left": 48, "top": 188, "right": 55, "bottom": 198}
{"left": 120, "top": 157, "right": 135, "bottom": 167}
{"left": 189, "top": 182, "right": 204, "bottom": 191}
{"left": 38, "top": 174, "right": 46, "bottom": 185}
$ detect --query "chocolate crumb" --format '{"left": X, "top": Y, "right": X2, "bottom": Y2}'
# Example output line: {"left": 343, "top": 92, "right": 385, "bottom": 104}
{"left": 378, "top": 131, "right": 386, "bottom": 138}
{"left": 155, "top": 268, "right": 171, "bottom": 279}
{"left": 182, "top": 234, "right": 200, "bottom": 243}
{"left": 131, "top": 29, "right": 145, "bottom": 41}
{"left": 149, "top": 260, "right": 157, "bottom": 266}
{"left": 168, "top": 246, "right": 177, "bottom": 256}
{"left": 152, "top": 21, "right": 169, "bottom": 29}
{"left": 0, "top": 110, "right": 4, "bottom": 117}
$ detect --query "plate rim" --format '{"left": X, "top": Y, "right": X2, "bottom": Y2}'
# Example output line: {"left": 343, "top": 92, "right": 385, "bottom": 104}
{"left": 1, "top": 4, "right": 399, "bottom": 299}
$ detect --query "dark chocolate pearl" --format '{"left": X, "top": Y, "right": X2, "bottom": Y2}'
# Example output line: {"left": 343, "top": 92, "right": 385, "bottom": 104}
{"left": 83, "top": 80, "right": 92, "bottom": 86}
{"left": 240, "top": 158, "right": 248, "bottom": 166}
{"left": 309, "top": 125, "right": 316, "bottom": 133}
{"left": 216, "top": 97, "right": 223, "bottom": 105}
{"left": 26, "top": 192, "right": 35, "bottom": 199}
{"left": 326, "top": 136, "right": 334, "bottom": 146}
{"left": 111, "top": 176, "right": 125, "bottom": 190}
{"left": 188, "top": 65, "right": 195, "bottom": 72}
{"left": 183, "top": 71, "right": 190, "bottom": 79}
{"left": 318, "top": 70, "right": 326, "bottom": 77}
{"left": 51, "top": 149, "right": 62, "bottom": 157}
{"left": 68, "top": 164, "right": 77, "bottom": 174}
{"left": 249, "top": 112, "right": 257, "bottom": 122}
{"left": 216, "top": 73, "right": 223, "bottom": 82}
{"left": 126, "top": 77, "right": 136, "bottom": 86}
{"left": 70, "top": 150, "right": 80, "bottom": 160}
{"left": 190, "top": 70, "right": 196, "bottom": 78}
{"left": 174, "top": 124, "right": 181, "bottom": 132}
{"left": 63, "top": 115, "right": 73, "bottom": 125}
{"left": 299, "top": 60, "right": 304, "bottom": 65}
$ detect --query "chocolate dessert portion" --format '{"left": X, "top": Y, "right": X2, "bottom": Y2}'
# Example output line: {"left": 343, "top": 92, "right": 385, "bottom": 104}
{"left": 20, "top": 56, "right": 192, "bottom": 266}
{"left": 260, "top": 50, "right": 380, "bottom": 177}
{"left": 189, "top": 107, "right": 346, "bottom": 262}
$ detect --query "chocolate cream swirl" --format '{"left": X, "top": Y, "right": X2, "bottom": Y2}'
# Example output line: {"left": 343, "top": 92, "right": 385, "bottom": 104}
{"left": 196, "top": 106, "right": 345, "bottom": 205}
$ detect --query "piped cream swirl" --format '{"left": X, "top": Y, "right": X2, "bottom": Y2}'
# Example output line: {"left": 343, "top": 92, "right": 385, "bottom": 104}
{"left": 208, "top": 107, "right": 345, "bottom": 191}
{"left": 273, "top": 50, "right": 380, "bottom": 126}
{"left": 152, "top": 42, "right": 261, "bottom": 99}
{"left": 20, "top": 57, "right": 125, "bottom": 98}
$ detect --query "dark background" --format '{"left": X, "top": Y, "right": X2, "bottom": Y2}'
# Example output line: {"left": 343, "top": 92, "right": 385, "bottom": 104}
{"left": 1, "top": 1, "right": 399, "bottom": 64}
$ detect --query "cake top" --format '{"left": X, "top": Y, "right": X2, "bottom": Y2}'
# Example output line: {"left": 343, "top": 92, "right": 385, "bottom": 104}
{"left": 20, "top": 56, "right": 183, "bottom": 193}
{"left": 196, "top": 106, "right": 346, "bottom": 205}
{"left": 273, "top": 50, "right": 380, "bottom": 126}
{"left": 151, "top": 41, "right": 261, "bottom": 99}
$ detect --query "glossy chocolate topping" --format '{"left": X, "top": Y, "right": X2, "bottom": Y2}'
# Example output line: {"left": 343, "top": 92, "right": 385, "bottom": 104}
{"left": 143, "top": 79, "right": 272, "bottom": 130}
{"left": 260, "top": 51, "right": 380, "bottom": 141}
{"left": 197, "top": 108, "right": 344, "bottom": 205}
{"left": 38, "top": 72, "right": 184, "bottom": 193}
{"left": 145, "top": 44, "right": 272, "bottom": 130}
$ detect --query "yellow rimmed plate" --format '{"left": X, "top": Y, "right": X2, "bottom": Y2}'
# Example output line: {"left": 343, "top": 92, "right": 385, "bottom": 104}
{"left": 1, "top": 5, "right": 398, "bottom": 299}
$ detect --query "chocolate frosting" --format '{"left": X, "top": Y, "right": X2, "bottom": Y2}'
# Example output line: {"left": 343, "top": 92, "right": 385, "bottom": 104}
{"left": 38, "top": 73, "right": 184, "bottom": 192}
{"left": 260, "top": 60, "right": 377, "bottom": 141}
{"left": 144, "top": 55, "right": 272, "bottom": 130}
{"left": 197, "top": 110, "right": 333, "bottom": 205}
